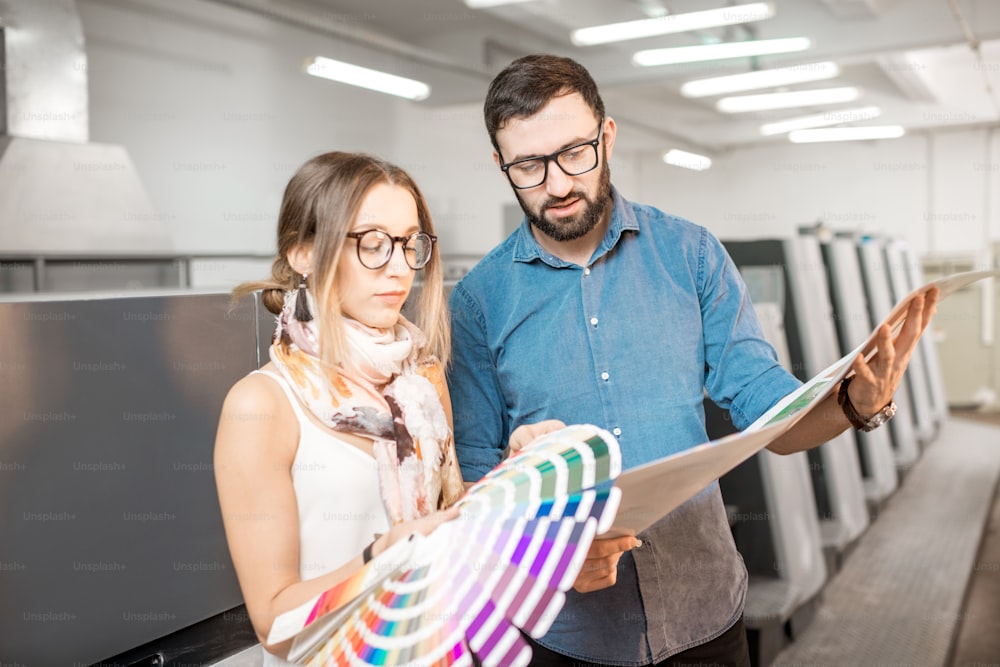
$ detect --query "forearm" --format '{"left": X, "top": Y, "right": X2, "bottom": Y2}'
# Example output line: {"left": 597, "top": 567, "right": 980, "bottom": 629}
{"left": 252, "top": 552, "right": 370, "bottom": 655}
{"left": 766, "top": 390, "right": 852, "bottom": 455}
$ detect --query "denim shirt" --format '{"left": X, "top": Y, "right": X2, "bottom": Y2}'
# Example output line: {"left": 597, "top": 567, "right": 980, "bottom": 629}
{"left": 447, "top": 188, "right": 801, "bottom": 665}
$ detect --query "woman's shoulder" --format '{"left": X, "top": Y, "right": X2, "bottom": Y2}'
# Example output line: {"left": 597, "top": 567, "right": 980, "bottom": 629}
{"left": 216, "top": 366, "right": 298, "bottom": 462}
{"left": 222, "top": 368, "right": 285, "bottom": 414}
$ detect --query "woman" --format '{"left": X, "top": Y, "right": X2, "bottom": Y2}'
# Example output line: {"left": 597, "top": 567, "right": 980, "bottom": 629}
{"left": 214, "top": 152, "right": 464, "bottom": 662}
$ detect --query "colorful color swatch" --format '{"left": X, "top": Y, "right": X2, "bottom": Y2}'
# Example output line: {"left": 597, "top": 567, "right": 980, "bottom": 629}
{"left": 268, "top": 423, "right": 622, "bottom": 666}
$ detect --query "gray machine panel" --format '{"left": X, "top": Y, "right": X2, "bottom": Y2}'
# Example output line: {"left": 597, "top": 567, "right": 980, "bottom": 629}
{"left": 723, "top": 238, "right": 868, "bottom": 556}
{"left": 884, "top": 240, "right": 937, "bottom": 442}
{"left": 856, "top": 238, "right": 921, "bottom": 468}
{"left": 0, "top": 293, "right": 258, "bottom": 664}
{"left": 820, "top": 237, "right": 899, "bottom": 503}
{"left": 900, "top": 244, "right": 949, "bottom": 422}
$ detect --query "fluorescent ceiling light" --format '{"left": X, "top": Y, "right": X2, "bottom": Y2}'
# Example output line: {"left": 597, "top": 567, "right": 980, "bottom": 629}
{"left": 788, "top": 126, "right": 906, "bottom": 142}
{"left": 663, "top": 149, "right": 712, "bottom": 171}
{"left": 716, "top": 86, "right": 860, "bottom": 112}
{"left": 759, "top": 106, "right": 881, "bottom": 135}
{"left": 681, "top": 61, "right": 839, "bottom": 97}
{"left": 464, "top": 0, "right": 535, "bottom": 7}
{"left": 305, "top": 56, "right": 430, "bottom": 101}
{"left": 572, "top": 2, "right": 774, "bottom": 47}
{"left": 633, "top": 37, "right": 811, "bottom": 66}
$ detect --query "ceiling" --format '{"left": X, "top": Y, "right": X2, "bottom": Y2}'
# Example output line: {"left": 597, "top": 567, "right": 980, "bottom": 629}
{"left": 223, "top": 0, "right": 1000, "bottom": 156}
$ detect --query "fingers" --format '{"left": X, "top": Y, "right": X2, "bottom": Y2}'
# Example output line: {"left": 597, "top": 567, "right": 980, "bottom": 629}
{"left": 573, "top": 536, "right": 642, "bottom": 594}
{"left": 386, "top": 507, "right": 460, "bottom": 550}
{"left": 849, "top": 291, "right": 934, "bottom": 417}
{"left": 574, "top": 552, "right": 623, "bottom": 593}
{"left": 422, "top": 505, "right": 460, "bottom": 531}
{"left": 889, "top": 293, "right": 930, "bottom": 369}
{"left": 508, "top": 419, "right": 568, "bottom": 453}
{"left": 587, "top": 535, "right": 641, "bottom": 558}
{"left": 877, "top": 323, "right": 897, "bottom": 371}
{"left": 924, "top": 287, "right": 941, "bottom": 320}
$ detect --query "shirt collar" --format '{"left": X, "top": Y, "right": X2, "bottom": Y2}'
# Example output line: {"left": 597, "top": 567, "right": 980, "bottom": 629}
{"left": 512, "top": 186, "right": 639, "bottom": 267}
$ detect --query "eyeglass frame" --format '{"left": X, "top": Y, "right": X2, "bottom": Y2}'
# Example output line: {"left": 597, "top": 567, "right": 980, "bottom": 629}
{"left": 344, "top": 229, "right": 438, "bottom": 271}
{"left": 497, "top": 118, "right": 606, "bottom": 190}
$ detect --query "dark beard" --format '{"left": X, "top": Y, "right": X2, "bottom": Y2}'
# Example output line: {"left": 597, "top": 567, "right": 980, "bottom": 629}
{"left": 516, "top": 159, "right": 612, "bottom": 243}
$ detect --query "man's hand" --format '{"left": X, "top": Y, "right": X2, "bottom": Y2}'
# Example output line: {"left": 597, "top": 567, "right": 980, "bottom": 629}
{"left": 574, "top": 535, "right": 642, "bottom": 593}
{"left": 508, "top": 419, "right": 567, "bottom": 454}
{"left": 847, "top": 287, "right": 938, "bottom": 417}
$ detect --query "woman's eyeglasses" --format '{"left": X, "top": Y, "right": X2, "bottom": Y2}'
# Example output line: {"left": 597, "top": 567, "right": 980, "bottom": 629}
{"left": 345, "top": 229, "right": 437, "bottom": 270}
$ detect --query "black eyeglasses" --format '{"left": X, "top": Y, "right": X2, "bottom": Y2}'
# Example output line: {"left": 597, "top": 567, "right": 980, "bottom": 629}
{"left": 345, "top": 229, "right": 437, "bottom": 270}
{"left": 499, "top": 119, "right": 605, "bottom": 189}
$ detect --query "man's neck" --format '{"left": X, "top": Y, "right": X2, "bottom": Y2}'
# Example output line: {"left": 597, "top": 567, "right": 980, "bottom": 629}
{"left": 530, "top": 213, "right": 612, "bottom": 268}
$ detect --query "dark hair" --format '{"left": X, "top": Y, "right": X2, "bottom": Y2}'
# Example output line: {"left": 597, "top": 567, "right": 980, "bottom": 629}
{"left": 233, "top": 151, "right": 450, "bottom": 367}
{"left": 484, "top": 54, "right": 606, "bottom": 151}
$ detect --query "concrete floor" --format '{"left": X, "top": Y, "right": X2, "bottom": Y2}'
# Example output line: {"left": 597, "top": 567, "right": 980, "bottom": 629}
{"left": 773, "top": 415, "right": 1000, "bottom": 667}
{"left": 947, "top": 417, "right": 1000, "bottom": 667}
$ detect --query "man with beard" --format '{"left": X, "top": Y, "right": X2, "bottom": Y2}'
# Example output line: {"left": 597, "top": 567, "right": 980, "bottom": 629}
{"left": 446, "top": 54, "right": 935, "bottom": 667}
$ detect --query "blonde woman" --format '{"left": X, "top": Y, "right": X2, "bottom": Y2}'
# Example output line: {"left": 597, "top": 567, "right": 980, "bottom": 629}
{"left": 214, "top": 152, "right": 463, "bottom": 662}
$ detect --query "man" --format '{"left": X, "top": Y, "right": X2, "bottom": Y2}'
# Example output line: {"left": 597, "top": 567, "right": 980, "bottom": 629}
{"left": 447, "top": 54, "right": 935, "bottom": 667}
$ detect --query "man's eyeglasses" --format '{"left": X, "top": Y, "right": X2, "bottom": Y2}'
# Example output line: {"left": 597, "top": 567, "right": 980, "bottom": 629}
{"left": 499, "top": 119, "right": 605, "bottom": 190}
{"left": 345, "top": 229, "right": 437, "bottom": 271}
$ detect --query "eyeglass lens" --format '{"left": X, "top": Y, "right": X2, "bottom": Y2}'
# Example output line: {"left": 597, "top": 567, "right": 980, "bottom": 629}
{"left": 356, "top": 230, "right": 433, "bottom": 270}
{"left": 507, "top": 142, "right": 599, "bottom": 189}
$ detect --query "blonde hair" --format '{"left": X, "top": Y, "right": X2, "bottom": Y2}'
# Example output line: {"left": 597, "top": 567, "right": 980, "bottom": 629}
{"left": 233, "top": 152, "right": 450, "bottom": 370}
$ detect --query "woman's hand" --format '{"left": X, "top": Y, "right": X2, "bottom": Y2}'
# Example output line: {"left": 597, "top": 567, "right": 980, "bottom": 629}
{"left": 370, "top": 505, "right": 460, "bottom": 559}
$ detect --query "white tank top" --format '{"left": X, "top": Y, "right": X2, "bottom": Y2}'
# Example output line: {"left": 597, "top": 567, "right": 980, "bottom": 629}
{"left": 255, "top": 370, "right": 390, "bottom": 579}
{"left": 256, "top": 370, "right": 390, "bottom": 666}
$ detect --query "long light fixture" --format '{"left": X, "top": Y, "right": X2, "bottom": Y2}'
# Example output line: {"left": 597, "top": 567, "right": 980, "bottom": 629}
{"left": 759, "top": 106, "right": 881, "bottom": 136}
{"left": 464, "top": 0, "right": 535, "bottom": 7}
{"left": 465, "top": 0, "right": 532, "bottom": 9}
{"left": 633, "top": 37, "right": 811, "bottom": 66}
{"left": 789, "top": 126, "right": 905, "bottom": 142}
{"left": 572, "top": 2, "right": 774, "bottom": 47}
{"left": 716, "top": 86, "right": 860, "bottom": 112}
{"left": 663, "top": 149, "right": 712, "bottom": 171}
{"left": 305, "top": 56, "right": 430, "bottom": 101}
{"left": 681, "top": 61, "right": 839, "bottom": 97}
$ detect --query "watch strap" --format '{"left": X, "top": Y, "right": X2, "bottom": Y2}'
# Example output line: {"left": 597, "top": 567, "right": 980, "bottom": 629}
{"left": 838, "top": 376, "right": 897, "bottom": 432}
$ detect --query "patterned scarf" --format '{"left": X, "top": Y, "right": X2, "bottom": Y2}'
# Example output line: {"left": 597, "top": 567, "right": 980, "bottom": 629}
{"left": 270, "top": 289, "right": 464, "bottom": 525}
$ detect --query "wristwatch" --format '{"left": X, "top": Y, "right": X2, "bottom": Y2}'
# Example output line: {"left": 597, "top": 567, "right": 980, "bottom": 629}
{"left": 838, "top": 376, "right": 897, "bottom": 432}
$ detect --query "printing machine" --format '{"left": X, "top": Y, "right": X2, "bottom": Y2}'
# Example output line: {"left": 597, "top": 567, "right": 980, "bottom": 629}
{"left": 855, "top": 237, "right": 923, "bottom": 470}
{"left": 884, "top": 238, "right": 942, "bottom": 440}
{"left": 811, "top": 230, "right": 899, "bottom": 512}
{"left": 0, "top": 291, "right": 265, "bottom": 665}
{"left": 722, "top": 237, "right": 869, "bottom": 573}
{"left": 899, "top": 241, "right": 950, "bottom": 424}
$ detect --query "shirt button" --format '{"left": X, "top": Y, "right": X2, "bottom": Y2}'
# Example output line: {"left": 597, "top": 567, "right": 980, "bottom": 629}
{"left": 584, "top": 268, "right": 591, "bottom": 276}
{"left": 613, "top": 427, "right": 622, "bottom": 436}
{"left": 601, "top": 371, "right": 609, "bottom": 381}
{"left": 590, "top": 317, "right": 598, "bottom": 327}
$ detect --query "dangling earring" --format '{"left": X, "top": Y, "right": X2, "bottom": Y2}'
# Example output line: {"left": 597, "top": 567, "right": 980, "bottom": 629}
{"left": 294, "top": 273, "right": 313, "bottom": 322}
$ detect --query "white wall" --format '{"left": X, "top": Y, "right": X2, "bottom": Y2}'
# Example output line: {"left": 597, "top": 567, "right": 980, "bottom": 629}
{"left": 80, "top": 0, "right": 402, "bottom": 255}
{"left": 82, "top": 0, "right": 998, "bottom": 260}
{"left": 392, "top": 104, "right": 508, "bottom": 257}
{"left": 77, "top": 0, "right": 998, "bottom": 403}
{"left": 630, "top": 128, "right": 999, "bottom": 262}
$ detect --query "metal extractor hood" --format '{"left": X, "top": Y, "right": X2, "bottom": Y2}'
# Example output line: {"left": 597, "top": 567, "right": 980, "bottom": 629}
{"left": 0, "top": 0, "right": 171, "bottom": 253}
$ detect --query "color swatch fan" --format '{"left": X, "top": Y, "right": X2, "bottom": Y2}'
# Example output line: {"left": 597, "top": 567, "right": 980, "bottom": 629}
{"left": 266, "top": 424, "right": 622, "bottom": 666}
